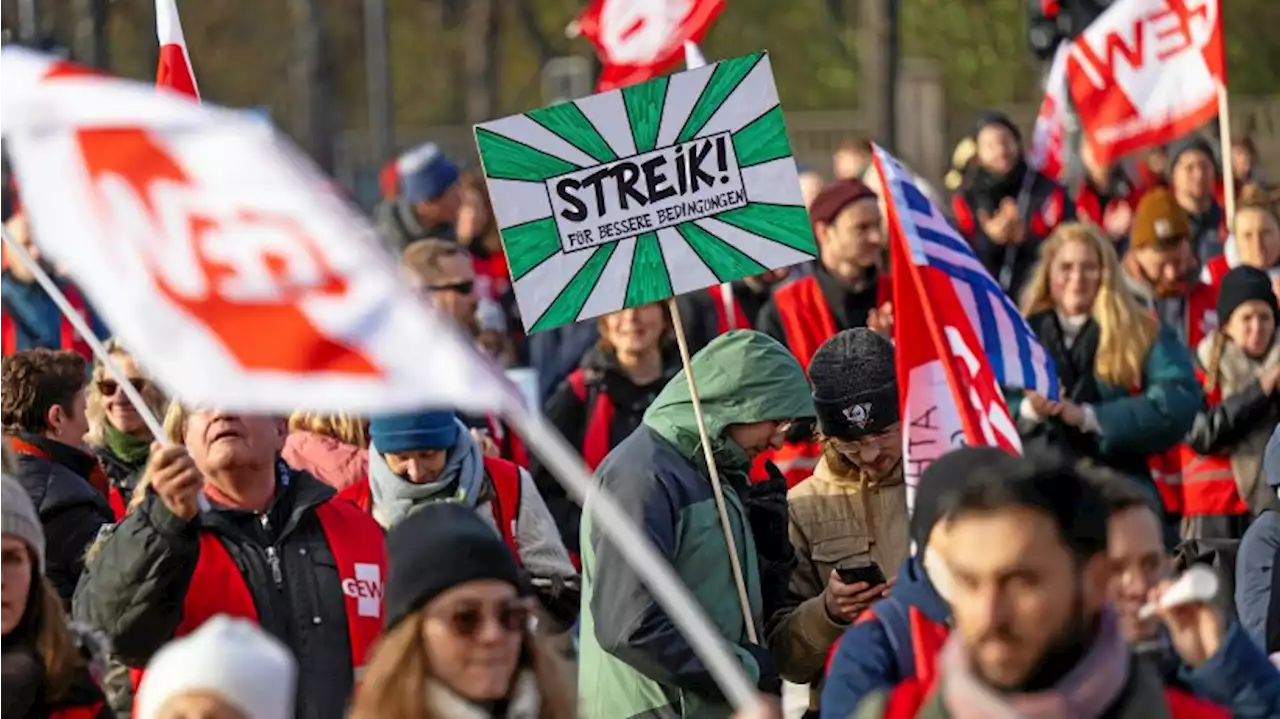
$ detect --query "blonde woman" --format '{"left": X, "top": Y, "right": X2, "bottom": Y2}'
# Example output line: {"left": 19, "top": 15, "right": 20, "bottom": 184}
{"left": 350, "top": 502, "right": 575, "bottom": 719}
{"left": 85, "top": 339, "right": 167, "bottom": 513}
{"left": 1010, "top": 222, "right": 1201, "bottom": 486}
{"left": 1201, "top": 185, "right": 1280, "bottom": 294}
{"left": 282, "top": 411, "right": 369, "bottom": 491}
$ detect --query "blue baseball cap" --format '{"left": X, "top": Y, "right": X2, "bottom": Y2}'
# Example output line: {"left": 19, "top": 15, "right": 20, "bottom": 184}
{"left": 395, "top": 142, "right": 460, "bottom": 204}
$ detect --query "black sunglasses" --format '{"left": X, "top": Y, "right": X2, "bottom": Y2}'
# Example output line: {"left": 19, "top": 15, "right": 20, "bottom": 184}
{"left": 97, "top": 378, "right": 149, "bottom": 397}
{"left": 436, "top": 599, "right": 531, "bottom": 637}
{"left": 428, "top": 279, "right": 475, "bottom": 295}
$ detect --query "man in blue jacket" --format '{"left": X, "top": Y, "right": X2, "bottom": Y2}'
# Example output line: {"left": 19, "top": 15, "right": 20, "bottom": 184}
{"left": 1238, "top": 427, "right": 1280, "bottom": 654}
{"left": 820, "top": 447, "right": 1026, "bottom": 717}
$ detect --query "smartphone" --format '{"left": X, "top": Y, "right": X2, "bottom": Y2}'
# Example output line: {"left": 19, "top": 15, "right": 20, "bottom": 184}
{"left": 837, "top": 562, "right": 887, "bottom": 587}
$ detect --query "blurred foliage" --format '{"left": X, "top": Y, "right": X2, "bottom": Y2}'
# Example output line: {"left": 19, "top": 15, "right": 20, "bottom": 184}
{"left": 4, "top": 0, "right": 1279, "bottom": 140}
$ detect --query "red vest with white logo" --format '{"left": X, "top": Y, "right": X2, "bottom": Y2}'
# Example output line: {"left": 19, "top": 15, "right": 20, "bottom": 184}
{"left": 129, "top": 499, "right": 386, "bottom": 696}
{"left": 1174, "top": 373, "right": 1250, "bottom": 518}
{"left": 340, "top": 456, "right": 523, "bottom": 565}
{"left": 761, "top": 276, "right": 836, "bottom": 486}
{"left": 1183, "top": 282, "right": 1218, "bottom": 351}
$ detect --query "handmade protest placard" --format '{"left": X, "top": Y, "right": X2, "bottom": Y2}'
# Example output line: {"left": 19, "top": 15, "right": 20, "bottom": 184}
{"left": 475, "top": 51, "right": 816, "bottom": 332}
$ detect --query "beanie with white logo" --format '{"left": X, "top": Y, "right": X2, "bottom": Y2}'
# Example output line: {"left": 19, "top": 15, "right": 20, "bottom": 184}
{"left": 135, "top": 615, "right": 297, "bottom": 719}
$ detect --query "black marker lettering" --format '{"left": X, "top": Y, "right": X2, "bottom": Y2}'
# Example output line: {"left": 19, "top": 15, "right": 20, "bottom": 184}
{"left": 615, "top": 162, "right": 647, "bottom": 210}
{"left": 674, "top": 144, "right": 689, "bottom": 195}
{"left": 686, "top": 140, "right": 716, "bottom": 192}
{"left": 556, "top": 179, "right": 588, "bottom": 222}
{"left": 642, "top": 155, "right": 677, "bottom": 203}
{"left": 578, "top": 167, "right": 612, "bottom": 216}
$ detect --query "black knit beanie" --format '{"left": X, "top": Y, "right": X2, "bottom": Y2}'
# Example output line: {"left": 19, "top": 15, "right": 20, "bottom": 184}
{"left": 384, "top": 502, "right": 523, "bottom": 630}
{"left": 973, "top": 110, "right": 1023, "bottom": 146}
{"left": 910, "top": 446, "right": 1025, "bottom": 551}
{"left": 1217, "top": 265, "right": 1278, "bottom": 329}
{"left": 808, "top": 329, "right": 897, "bottom": 440}
{"left": 1168, "top": 135, "right": 1219, "bottom": 174}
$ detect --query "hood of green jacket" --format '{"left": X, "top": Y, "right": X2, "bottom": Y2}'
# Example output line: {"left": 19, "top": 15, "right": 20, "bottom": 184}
{"left": 643, "top": 330, "right": 814, "bottom": 478}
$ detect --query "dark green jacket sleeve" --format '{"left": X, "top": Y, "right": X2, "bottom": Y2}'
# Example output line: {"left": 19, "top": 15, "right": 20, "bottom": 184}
{"left": 71, "top": 495, "right": 200, "bottom": 667}
{"left": 1094, "top": 324, "right": 1203, "bottom": 456}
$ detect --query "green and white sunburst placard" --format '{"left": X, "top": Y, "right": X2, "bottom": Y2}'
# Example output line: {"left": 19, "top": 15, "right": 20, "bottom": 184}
{"left": 474, "top": 51, "right": 818, "bottom": 333}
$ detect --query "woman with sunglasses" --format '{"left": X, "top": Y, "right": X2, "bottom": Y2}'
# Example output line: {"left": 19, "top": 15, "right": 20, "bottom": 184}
{"left": 350, "top": 502, "right": 576, "bottom": 719}
{"left": 85, "top": 339, "right": 167, "bottom": 516}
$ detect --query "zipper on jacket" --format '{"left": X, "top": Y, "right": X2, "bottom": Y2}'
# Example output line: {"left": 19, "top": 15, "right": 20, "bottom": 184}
{"left": 265, "top": 545, "right": 283, "bottom": 587}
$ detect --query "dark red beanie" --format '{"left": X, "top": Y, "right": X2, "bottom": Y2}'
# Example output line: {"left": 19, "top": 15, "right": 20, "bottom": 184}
{"left": 809, "top": 179, "right": 878, "bottom": 227}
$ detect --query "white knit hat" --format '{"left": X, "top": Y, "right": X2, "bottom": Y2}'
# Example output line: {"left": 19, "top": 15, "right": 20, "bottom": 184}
{"left": 135, "top": 616, "right": 297, "bottom": 719}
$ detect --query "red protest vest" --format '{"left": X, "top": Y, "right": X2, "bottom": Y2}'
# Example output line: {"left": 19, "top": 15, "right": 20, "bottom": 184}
{"left": 129, "top": 499, "right": 387, "bottom": 697}
{"left": 826, "top": 603, "right": 949, "bottom": 684}
{"left": 567, "top": 369, "right": 614, "bottom": 471}
{"left": 772, "top": 275, "right": 838, "bottom": 370}
{"left": 486, "top": 414, "right": 531, "bottom": 469}
{"left": 710, "top": 283, "right": 750, "bottom": 335}
{"left": 50, "top": 703, "right": 104, "bottom": 719}
{"left": 880, "top": 678, "right": 1228, "bottom": 719}
{"left": 473, "top": 252, "right": 511, "bottom": 302}
{"left": 1176, "top": 374, "right": 1250, "bottom": 517}
{"left": 1184, "top": 282, "right": 1218, "bottom": 351}
{"left": 0, "top": 282, "right": 93, "bottom": 360}
{"left": 1201, "top": 255, "right": 1230, "bottom": 297}
{"left": 339, "top": 457, "right": 523, "bottom": 564}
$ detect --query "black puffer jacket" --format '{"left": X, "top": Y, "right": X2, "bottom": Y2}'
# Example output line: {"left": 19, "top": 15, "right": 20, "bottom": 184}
{"left": 8, "top": 434, "right": 115, "bottom": 607}
{"left": 2, "top": 620, "right": 111, "bottom": 719}
{"left": 73, "top": 466, "right": 367, "bottom": 719}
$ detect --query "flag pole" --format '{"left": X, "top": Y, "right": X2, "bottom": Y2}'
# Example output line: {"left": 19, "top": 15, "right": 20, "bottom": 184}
{"left": 505, "top": 404, "right": 762, "bottom": 710}
{"left": 666, "top": 298, "right": 759, "bottom": 643}
{"left": 1217, "top": 80, "right": 1236, "bottom": 231}
{"left": 1, "top": 226, "right": 209, "bottom": 511}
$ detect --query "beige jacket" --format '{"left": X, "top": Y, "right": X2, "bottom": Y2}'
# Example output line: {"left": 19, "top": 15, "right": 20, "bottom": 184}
{"left": 767, "top": 454, "right": 910, "bottom": 710}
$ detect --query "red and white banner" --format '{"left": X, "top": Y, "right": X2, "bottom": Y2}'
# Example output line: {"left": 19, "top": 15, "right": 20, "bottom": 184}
{"left": 1, "top": 48, "right": 520, "bottom": 415}
{"left": 577, "top": 0, "right": 724, "bottom": 91}
{"left": 1028, "top": 44, "right": 1069, "bottom": 183}
{"left": 874, "top": 146, "right": 1028, "bottom": 503}
{"left": 1066, "top": 0, "right": 1223, "bottom": 167}
{"left": 155, "top": 0, "right": 200, "bottom": 100}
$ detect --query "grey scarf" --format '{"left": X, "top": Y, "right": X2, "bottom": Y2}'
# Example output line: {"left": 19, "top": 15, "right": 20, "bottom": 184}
{"left": 1198, "top": 335, "right": 1280, "bottom": 514}
{"left": 368, "top": 420, "right": 485, "bottom": 528}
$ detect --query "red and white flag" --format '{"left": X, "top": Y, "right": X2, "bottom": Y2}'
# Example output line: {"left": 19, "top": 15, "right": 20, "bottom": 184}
{"left": 1028, "top": 44, "right": 1069, "bottom": 183}
{"left": 155, "top": 0, "right": 200, "bottom": 100}
{"left": 577, "top": 0, "right": 724, "bottom": 91}
{"left": 874, "top": 146, "right": 1040, "bottom": 503}
{"left": 1065, "top": 0, "right": 1223, "bottom": 168}
{"left": 1, "top": 48, "right": 520, "bottom": 415}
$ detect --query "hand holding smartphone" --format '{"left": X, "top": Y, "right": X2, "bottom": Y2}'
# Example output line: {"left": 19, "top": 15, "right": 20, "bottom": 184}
{"left": 836, "top": 562, "right": 886, "bottom": 588}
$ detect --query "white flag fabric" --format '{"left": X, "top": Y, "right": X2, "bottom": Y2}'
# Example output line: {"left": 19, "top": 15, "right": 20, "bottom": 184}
{"left": 1065, "top": 0, "right": 1222, "bottom": 167}
{"left": 155, "top": 0, "right": 201, "bottom": 99}
{"left": 2, "top": 48, "right": 521, "bottom": 415}
{"left": 1028, "top": 44, "right": 1069, "bottom": 183}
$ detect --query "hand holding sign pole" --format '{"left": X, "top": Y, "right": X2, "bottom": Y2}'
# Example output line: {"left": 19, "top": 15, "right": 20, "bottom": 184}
{"left": 475, "top": 49, "right": 819, "bottom": 643}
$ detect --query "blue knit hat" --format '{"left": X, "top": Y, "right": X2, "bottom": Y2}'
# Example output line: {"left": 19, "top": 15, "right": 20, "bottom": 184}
{"left": 395, "top": 142, "right": 460, "bottom": 204}
{"left": 369, "top": 411, "right": 460, "bottom": 453}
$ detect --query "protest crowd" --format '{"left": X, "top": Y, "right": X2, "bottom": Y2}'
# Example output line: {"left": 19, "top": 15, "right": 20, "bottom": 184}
{"left": 5, "top": 1, "right": 1280, "bottom": 718}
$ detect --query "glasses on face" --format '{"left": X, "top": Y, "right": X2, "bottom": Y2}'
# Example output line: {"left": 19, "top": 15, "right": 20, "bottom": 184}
{"left": 831, "top": 430, "right": 896, "bottom": 454}
{"left": 433, "top": 599, "right": 532, "bottom": 637}
{"left": 97, "top": 378, "right": 149, "bottom": 398}
{"left": 429, "top": 279, "right": 475, "bottom": 296}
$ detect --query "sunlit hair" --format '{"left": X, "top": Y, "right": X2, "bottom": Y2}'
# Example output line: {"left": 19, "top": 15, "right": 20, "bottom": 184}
{"left": 287, "top": 411, "right": 367, "bottom": 448}
{"left": 85, "top": 338, "right": 168, "bottom": 447}
{"left": 349, "top": 606, "right": 577, "bottom": 719}
{"left": 1019, "top": 222, "right": 1159, "bottom": 389}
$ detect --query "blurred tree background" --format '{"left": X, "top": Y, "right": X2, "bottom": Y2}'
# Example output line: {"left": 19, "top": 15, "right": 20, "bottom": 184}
{"left": 5, "top": 0, "right": 1278, "bottom": 165}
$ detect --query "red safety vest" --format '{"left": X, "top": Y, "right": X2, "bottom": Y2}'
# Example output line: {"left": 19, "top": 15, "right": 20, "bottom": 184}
{"left": 710, "top": 283, "right": 750, "bottom": 336}
{"left": 567, "top": 369, "right": 614, "bottom": 471}
{"left": 128, "top": 499, "right": 386, "bottom": 698}
{"left": 473, "top": 252, "right": 511, "bottom": 302}
{"left": 1184, "top": 282, "right": 1219, "bottom": 351}
{"left": 49, "top": 703, "right": 104, "bottom": 719}
{"left": 825, "top": 603, "right": 949, "bottom": 685}
{"left": 340, "top": 457, "right": 523, "bottom": 563}
{"left": 760, "top": 275, "right": 837, "bottom": 486}
{"left": 879, "top": 676, "right": 1229, "bottom": 719}
{"left": 1173, "top": 373, "right": 1250, "bottom": 518}
{"left": 1201, "top": 254, "right": 1230, "bottom": 297}
{"left": 485, "top": 414, "right": 531, "bottom": 469}
{"left": 0, "top": 282, "right": 93, "bottom": 360}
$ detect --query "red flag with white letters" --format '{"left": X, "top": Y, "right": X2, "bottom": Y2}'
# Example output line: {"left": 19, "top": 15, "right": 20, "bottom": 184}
{"left": 155, "top": 0, "right": 200, "bottom": 100}
{"left": 577, "top": 0, "right": 724, "bottom": 91}
{"left": 1065, "top": 0, "right": 1223, "bottom": 167}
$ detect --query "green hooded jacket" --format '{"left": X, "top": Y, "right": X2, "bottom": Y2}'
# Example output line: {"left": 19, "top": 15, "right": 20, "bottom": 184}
{"left": 578, "top": 330, "right": 814, "bottom": 719}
